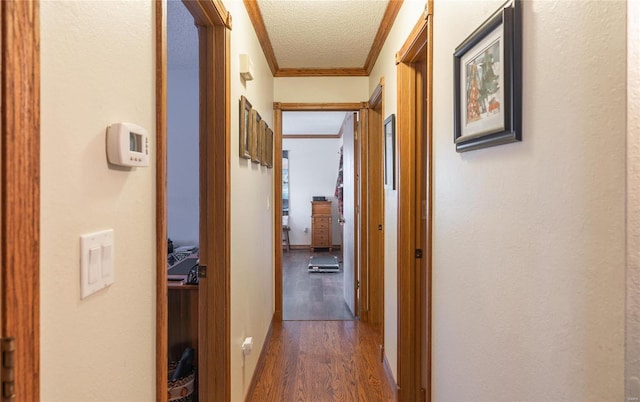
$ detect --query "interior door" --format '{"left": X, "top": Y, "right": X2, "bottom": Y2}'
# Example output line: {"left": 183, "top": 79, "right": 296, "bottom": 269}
{"left": 342, "top": 112, "right": 359, "bottom": 316}
{"left": 368, "top": 96, "right": 385, "bottom": 326}
{"left": 194, "top": 20, "right": 230, "bottom": 402}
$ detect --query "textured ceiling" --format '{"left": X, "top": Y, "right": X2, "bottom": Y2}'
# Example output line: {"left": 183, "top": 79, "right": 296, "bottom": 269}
{"left": 259, "top": 0, "right": 390, "bottom": 69}
{"left": 283, "top": 111, "right": 348, "bottom": 135}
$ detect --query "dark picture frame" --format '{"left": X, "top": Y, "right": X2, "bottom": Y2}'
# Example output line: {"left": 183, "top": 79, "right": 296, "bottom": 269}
{"left": 249, "top": 109, "right": 261, "bottom": 163}
{"left": 239, "top": 96, "right": 252, "bottom": 159}
{"left": 259, "top": 119, "right": 267, "bottom": 166}
{"left": 453, "top": 0, "right": 522, "bottom": 152}
{"left": 265, "top": 127, "right": 273, "bottom": 168}
{"left": 384, "top": 114, "right": 396, "bottom": 189}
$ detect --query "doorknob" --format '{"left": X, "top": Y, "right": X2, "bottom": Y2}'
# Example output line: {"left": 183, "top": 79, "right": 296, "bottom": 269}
{"left": 378, "top": 224, "right": 383, "bottom": 230}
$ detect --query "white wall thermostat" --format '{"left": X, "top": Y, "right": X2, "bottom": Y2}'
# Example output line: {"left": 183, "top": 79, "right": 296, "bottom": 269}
{"left": 106, "top": 122, "right": 150, "bottom": 167}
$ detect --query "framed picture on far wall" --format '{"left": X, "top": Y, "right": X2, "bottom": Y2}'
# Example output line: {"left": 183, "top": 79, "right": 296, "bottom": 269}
{"left": 239, "top": 96, "right": 252, "bottom": 159}
{"left": 265, "top": 127, "right": 274, "bottom": 168}
{"left": 249, "top": 109, "right": 261, "bottom": 164}
{"left": 384, "top": 114, "right": 396, "bottom": 190}
{"left": 259, "top": 119, "right": 268, "bottom": 166}
{"left": 453, "top": 0, "right": 522, "bottom": 152}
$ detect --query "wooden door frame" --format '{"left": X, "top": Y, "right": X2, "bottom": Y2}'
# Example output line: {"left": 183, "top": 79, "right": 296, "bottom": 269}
{"left": 1, "top": 1, "right": 40, "bottom": 400}
{"left": 395, "top": 4, "right": 431, "bottom": 402}
{"left": 156, "top": 1, "right": 232, "bottom": 401}
{"left": 273, "top": 102, "right": 365, "bottom": 322}
{"left": 364, "top": 80, "right": 385, "bottom": 329}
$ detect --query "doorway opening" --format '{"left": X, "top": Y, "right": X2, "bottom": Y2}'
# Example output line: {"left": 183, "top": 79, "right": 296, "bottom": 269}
{"left": 274, "top": 103, "right": 370, "bottom": 324}
{"left": 280, "top": 110, "right": 357, "bottom": 321}
{"left": 156, "top": 0, "right": 231, "bottom": 400}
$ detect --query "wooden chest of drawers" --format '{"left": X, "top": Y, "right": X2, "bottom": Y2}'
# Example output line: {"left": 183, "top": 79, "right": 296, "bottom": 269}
{"left": 311, "top": 200, "right": 332, "bottom": 251}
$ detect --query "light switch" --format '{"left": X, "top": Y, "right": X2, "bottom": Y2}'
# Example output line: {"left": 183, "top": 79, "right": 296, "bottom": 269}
{"left": 101, "top": 243, "right": 114, "bottom": 285}
{"left": 88, "top": 247, "right": 101, "bottom": 284}
{"left": 80, "top": 229, "right": 115, "bottom": 299}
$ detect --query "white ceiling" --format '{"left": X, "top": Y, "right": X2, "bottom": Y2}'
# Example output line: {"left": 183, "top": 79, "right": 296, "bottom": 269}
{"left": 166, "top": 2, "right": 367, "bottom": 134}
{"left": 259, "top": 0, "right": 389, "bottom": 69}
{"left": 283, "top": 111, "right": 348, "bottom": 135}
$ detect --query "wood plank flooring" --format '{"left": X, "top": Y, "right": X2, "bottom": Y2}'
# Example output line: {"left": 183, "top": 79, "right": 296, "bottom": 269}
{"left": 283, "top": 250, "right": 354, "bottom": 321}
{"left": 247, "top": 321, "right": 396, "bottom": 401}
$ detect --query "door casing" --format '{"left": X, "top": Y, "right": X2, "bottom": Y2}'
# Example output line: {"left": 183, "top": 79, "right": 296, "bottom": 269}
{"left": 1, "top": 1, "right": 40, "bottom": 400}
{"left": 273, "top": 102, "right": 364, "bottom": 321}
{"left": 156, "top": 1, "right": 232, "bottom": 400}
{"left": 395, "top": 5, "right": 432, "bottom": 401}
{"left": 364, "top": 80, "right": 386, "bottom": 327}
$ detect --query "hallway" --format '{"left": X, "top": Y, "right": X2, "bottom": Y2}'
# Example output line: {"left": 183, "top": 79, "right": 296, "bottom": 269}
{"left": 247, "top": 320, "right": 395, "bottom": 401}
{"left": 283, "top": 249, "right": 354, "bottom": 321}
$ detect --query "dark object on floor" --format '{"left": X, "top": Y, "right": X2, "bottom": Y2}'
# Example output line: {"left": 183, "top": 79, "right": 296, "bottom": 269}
{"left": 171, "top": 347, "right": 194, "bottom": 382}
{"left": 308, "top": 255, "right": 339, "bottom": 273}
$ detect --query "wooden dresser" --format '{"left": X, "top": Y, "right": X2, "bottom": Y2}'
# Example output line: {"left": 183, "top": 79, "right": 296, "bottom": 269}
{"left": 311, "top": 200, "right": 332, "bottom": 251}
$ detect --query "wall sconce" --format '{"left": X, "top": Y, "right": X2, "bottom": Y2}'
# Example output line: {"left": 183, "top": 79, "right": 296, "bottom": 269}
{"left": 239, "top": 54, "right": 254, "bottom": 81}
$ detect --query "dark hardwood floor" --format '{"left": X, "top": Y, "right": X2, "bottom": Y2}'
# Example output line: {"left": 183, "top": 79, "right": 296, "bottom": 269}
{"left": 283, "top": 249, "right": 354, "bottom": 321}
{"left": 247, "top": 320, "right": 396, "bottom": 401}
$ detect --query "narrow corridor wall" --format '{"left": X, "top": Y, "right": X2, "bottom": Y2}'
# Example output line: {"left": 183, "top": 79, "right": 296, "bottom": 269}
{"left": 432, "top": 0, "right": 625, "bottom": 400}
{"left": 223, "top": 1, "right": 276, "bottom": 400}
{"left": 367, "top": 0, "right": 430, "bottom": 383}
{"left": 40, "top": 1, "right": 156, "bottom": 399}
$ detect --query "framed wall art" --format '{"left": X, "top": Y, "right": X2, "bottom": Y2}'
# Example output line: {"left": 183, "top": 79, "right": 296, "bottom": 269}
{"left": 239, "top": 96, "right": 252, "bottom": 159}
{"left": 384, "top": 114, "right": 396, "bottom": 189}
{"left": 265, "top": 127, "right": 273, "bottom": 168}
{"left": 249, "top": 109, "right": 261, "bottom": 164}
{"left": 453, "top": 0, "right": 522, "bottom": 152}
{"left": 259, "top": 119, "right": 267, "bottom": 166}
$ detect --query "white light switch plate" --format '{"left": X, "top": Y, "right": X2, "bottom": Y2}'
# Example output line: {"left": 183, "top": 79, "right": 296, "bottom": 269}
{"left": 80, "top": 229, "right": 114, "bottom": 299}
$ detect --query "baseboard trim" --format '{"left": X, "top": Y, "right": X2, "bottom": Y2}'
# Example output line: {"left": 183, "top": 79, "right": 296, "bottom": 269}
{"left": 383, "top": 353, "right": 399, "bottom": 398}
{"left": 289, "top": 244, "right": 309, "bottom": 250}
{"left": 244, "top": 314, "right": 275, "bottom": 401}
{"left": 287, "top": 244, "right": 342, "bottom": 250}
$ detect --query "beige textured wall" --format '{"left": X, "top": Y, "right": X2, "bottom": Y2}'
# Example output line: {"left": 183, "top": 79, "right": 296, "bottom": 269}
{"left": 223, "top": 1, "right": 276, "bottom": 400}
{"left": 627, "top": 0, "right": 640, "bottom": 399}
{"left": 432, "top": 0, "right": 626, "bottom": 400}
{"left": 274, "top": 77, "right": 369, "bottom": 103}
{"left": 40, "top": 1, "right": 156, "bottom": 400}
{"left": 367, "top": 0, "right": 428, "bottom": 383}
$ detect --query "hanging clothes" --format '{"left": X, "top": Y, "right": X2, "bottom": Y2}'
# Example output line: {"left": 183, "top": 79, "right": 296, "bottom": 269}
{"left": 334, "top": 146, "right": 344, "bottom": 220}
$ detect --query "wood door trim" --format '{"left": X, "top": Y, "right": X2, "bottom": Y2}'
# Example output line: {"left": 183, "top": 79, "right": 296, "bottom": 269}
{"left": 273, "top": 109, "right": 283, "bottom": 321}
{"left": 395, "top": 6, "right": 431, "bottom": 402}
{"left": 358, "top": 106, "right": 370, "bottom": 323}
{"left": 184, "top": 0, "right": 232, "bottom": 29}
{"left": 364, "top": 80, "right": 385, "bottom": 331}
{"left": 273, "top": 103, "right": 360, "bottom": 322}
{"left": 275, "top": 68, "right": 368, "bottom": 77}
{"left": 155, "top": 1, "right": 168, "bottom": 400}
{"left": 1, "top": 1, "right": 40, "bottom": 400}
{"left": 282, "top": 134, "right": 340, "bottom": 139}
{"left": 352, "top": 112, "right": 360, "bottom": 317}
{"left": 274, "top": 102, "right": 365, "bottom": 111}
{"left": 395, "top": 7, "right": 428, "bottom": 65}
{"left": 157, "top": 1, "right": 231, "bottom": 401}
